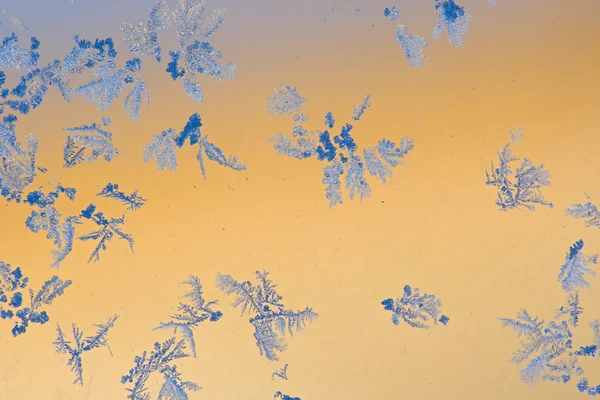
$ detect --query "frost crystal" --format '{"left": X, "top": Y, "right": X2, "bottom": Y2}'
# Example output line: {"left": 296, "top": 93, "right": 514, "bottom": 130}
{"left": 384, "top": 7, "right": 399, "bottom": 21}
{"left": 217, "top": 270, "right": 318, "bottom": 361}
{"left": 62, "top": 118, "right": 118, "bottom": 167}
{"left": 97, "top": 183, "right": 147, "bottom": 211}
{"left": 121, "top": 338, "right": 199, "bottom": 400}
{"left": 74, "top": 58, "right": 149, "bottom": 122}
{"left": 396, "top": 25, "right": 428, "bottom": 68}
{"left": 556, "top": 292, "right": 583, "bottom": 328}
{"left": 267, "top": 84, "right": 306, "bottom": 115}
{"left": 274, "top": 392, "right": 301, "bottom": 400}
{"left": 77, "top": 203, "right": 134, "bottom": 263}
{"left": 0, "top": 117, "right": 44, "bottom": 202}
{"left": 381, "top": 285, "right": 449, "bottom": 329}
{"left": 0, "top": 264, "right": 71, "bottom": 337}
{"left": 143, "top": 113, "right": 246, "bottom": 179}
{"left": 54, "top": 315, "right": 119, "bottom": 385}
{"left": 25, "top": 185, "right": 79, "bottom": 268}
{"left": 269, "top": 94, "right": 414, "bottom": 207}
{"left": 62, "top": 35, "right": 117, "bottom": 77}
{"left": 566, "top": 195, "right": 600, "bottom": 229}
{"left": 155, "top": 275, "right": 222, "bottom": 357}
{"left": 557, "top": 240, "right": 598, "bottom": 293}
{"left": 0, "top": 33, "right": 39, "bottom": 71}
{"left": 433, "top": 0, "right": 472, "bottom": 47}
{"left": 485, "top": 130, "right": 552, "bottom": 211}
{"left": 352, "top": 95, "right": 371, "bottom": 121}
{"left": 272, "top": 364, "right": 288, "bottom": 380}
{"left": 121, "top": 0, "right": 171, "bottom": 62}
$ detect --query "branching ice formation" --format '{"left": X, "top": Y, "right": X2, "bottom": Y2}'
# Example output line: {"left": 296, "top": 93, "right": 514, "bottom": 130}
{"left": 97, "top": 183, "right": 147, "bottom": 211}
{"left": 143, "top": 112, "right": 246, "bottom": 179}
{"left": 433, "top": 0, "right": 472, "bottom": 47}
{"left": 121, "top": 337, "right": 200, "bottom": 400}
{"left": 485, "top": 129, "right": 552, "bottom": 211}
{"left": 155, "top": 275, "right": 222, "bottom": 357}
{"left": 566, "top": 194, "right": 600, "bottom": 229}
{"left": 558, "top": 240, "right": 598, "bottom": 293}
{"left": 1, "top": 261, "right": 71, "bottom": 337}
{"left": 268, "top": 87, "right": 414, "bottom": 207}
{"left": 62, "top": 117, "right": 118, "bottom": 168}
{"left": 54, "top": 315, "right": 119, "bottom": 385}
{"left": 217, "top": 270, "right": 318, "bottom": 361}
{"left": 381, "top": 285, "right": 449, "bottom": 329}
{"left": 272, "top": 364, "right": 288, "bottom": 380}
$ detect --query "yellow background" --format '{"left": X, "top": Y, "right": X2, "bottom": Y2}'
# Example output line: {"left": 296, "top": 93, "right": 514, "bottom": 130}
{"left": 1, "top": 0, "right": 600, "bottom": 399}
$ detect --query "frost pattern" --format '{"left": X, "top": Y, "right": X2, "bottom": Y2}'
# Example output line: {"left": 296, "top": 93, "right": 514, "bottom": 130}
{"left": 272, "top": 364, "right": 288, "bottom": 380}
{"left": 217, "top": 270, "right": 318, "bottom": 361}
{"left": 557, "top": 240, "right": 598, "bottom": 293}
{"left": 121, "top": 338, "right": 200, "bottom": 400}
{"left": 143, "top": 113, "right": 246, "bottom": 179}
{"left": 269, "top": 90, "right": 414, "bottom": 207}
{"left": 556, "top": 292, "right": 583, "bottom": 328}
{"left": 381, "top": 285, "right": 449, "bottom": 329}
{"left": 0, "top": 116, "right": 44, "bottom": 202}
{"left": 78, "top": 203, "right": 135, "bottom": 263}
{"left": 485, "top": 129, "right": 552, "bottom": 211}
{"left": 396, "top": 25, "right": 428, "bottom": 68}
{"left": 274, "top": 392, "right": 301, "bottom": 400}
{"left": 0, "top": 33, "right": 39, "bottom": 71}
{"left": 267, "top": 84, "right": 306, "bottom": 115}
{"left": 0, "top": 263, "right": 71, "bottom": 337}
{"left": 433, "top": 0, "right": 472, "bottom": 47}
{"left": 98, "top": 183, "right": 147, "bottom": 211}
{"left": 384, "top": 7, "right": 399, "bottom": 21}
{"left": 121, "top": 0, "right": 171, "bottom": 62}
{"left": 566, "top": 194, "right": 600, "bottom": 229}
{"left": 155, "top": 275, "right": 222, "bottom": 357}
{"left": 62, "top": 117, "right": 118, "bottom": 167}
{"left": 74, "top": 58, "right": 149, "bottom": 122}
{"left": 352, "top": 95, "right": 371, "bottom": 121}
{"left": 24, "top": 185, "right": 79, "bottom": 268}
{"left": 54, "top": 315, "right": 119, "bottom": 385}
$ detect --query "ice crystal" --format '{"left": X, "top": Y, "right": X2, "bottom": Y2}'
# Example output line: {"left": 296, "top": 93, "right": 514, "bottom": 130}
{"left": 155, "top": 275, "right": 222, "bottom": 357}
{"left": 381, "top": 285, "right": 449, "bottom": 329}
{"left": 121, "top": 338, "right": 199, "bottom": 400}
{"left": 1, "top": 269, "right": 71, "bottom": 337}
{"left": 217, "top": 270, "right": 318, "bottom": 361}
{"left": 396, "top": 25, "right": 428, "bottom": 68}
{"left": 272, "top": 364, "right": 288, "bottom": 380}
{"left": 62, "top": 117, "right": 118, "bottom": 167}
{"left": 0, "top": 118, "right": 43, "bottom": 202}
{"left": 97, "top": 183, "right": 146, "bottom": 211}
{"left": 54, "top": 315, "right": 119, "bottom": 385}
{"left": 556, "top": 293, "right": 584, "bottom": 328}
{"left": 274, "top": 392, "right": 301, "bottom": 400}
{"left": 485, "top": 130, "right": 552, "bottom": 211}
{"left": 25, "top": 185, "right": 79, "bottom": 268}
{"left": 160, "top": 0, "right": 236, "bottom": 104}
{"left": 74, "top": 58, "right": 149, "bottom": 122}
{"left": 269, "top": 94, "right": 414, "bottom": 207}
{"left": 558, "top": 240, "right": 598, "bottom": 293}
{"left": 77, "top": 203, "right": 134, "bottom": 263}
{"left": 433, "top": 0, "right": 472, "bottom": 47}
{"left": 0, "top": 33, "right": 39, "bottom": 71}
{"left": 566, "top": 195, "right": 600, "bottom": 229}
{"left": 121, "top": 0, "right": 171, "bottom": 62}
{"left": 384, "top": 7, "right": 399, "bottom": 21}
{"left": 143, "top": 113, "right": 246, "bottom": 179}
{"left": 267, "top": 84, "right": 306, "bottom": 115}
{"left": 352, "top": 95, "right": 371, "bottom": 121}
{"left": 62, "top": 35, "right": 117, "bottom": 77}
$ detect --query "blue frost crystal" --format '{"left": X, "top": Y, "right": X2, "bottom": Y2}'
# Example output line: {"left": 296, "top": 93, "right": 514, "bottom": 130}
{"left": 381, "top": 285, "right": 448, "bottom": 329}
{"left": 433, "top": 0, "right": 472, "bottom": 47}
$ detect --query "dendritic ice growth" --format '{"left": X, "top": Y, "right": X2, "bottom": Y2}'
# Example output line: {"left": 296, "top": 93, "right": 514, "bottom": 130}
{"left": 266, "top": 84, "right": 306, "bottom": 116}
{"left": 0, "top": 262, "right": 71, "bottom": 337}
{"left": 485, "top": 128, "right": 552, "bottom": 211}
{"left": 155, "top": 275, "right": 222, "bottom": 357}
{"left": 143, "top": 112, "right": 246, "bottom": 178}
{"left": 433, "top": 0, "right": 472, "bottom": 47}
{"left": 98, "top": 183, "right": 147, "bottom": 211}
{"left": 274, "top": 392, "right": 301, "bottom": 400}
{"left": 566, "top": 194, "right": 600, "bottom": 229}
{"left": 381, "top": 285, "right": 449, "bottom": 329}
{"left": 557, "top": 240, "right": 598, "bottom": 293}
{"left": 217, "top": 270, "right": 318, "bottom": 361}
{"left": 62, "top": 117, "right": 118, "bottom": 168}
{"left": 272, "top": 364, "right": 288, "bottom": 380}
{"left": 268, "top": 87, "right": 414, "bottom": 207}
{"left": 121, "top": 338, "right": 200, "bottom": 400}
{"left": 54, "top": 315, "right": 119, "bottom": 385}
